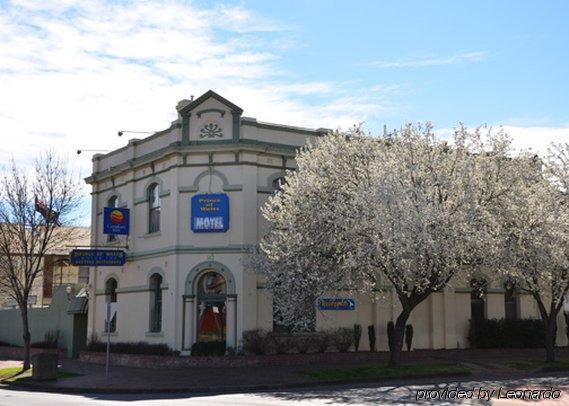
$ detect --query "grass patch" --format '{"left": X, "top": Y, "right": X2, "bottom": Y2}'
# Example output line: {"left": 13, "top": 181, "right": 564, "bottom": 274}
{"left": 506, "top": 359, "right": 569, "bottom": 372}
{"left": 0, "top": 366, "right": 81, "bottom": 383}
{"left": 303, "top": 363, "right": 471, "bottom": 382}
{"left": 0, "top": 367, "right": 23, "bottom": 381}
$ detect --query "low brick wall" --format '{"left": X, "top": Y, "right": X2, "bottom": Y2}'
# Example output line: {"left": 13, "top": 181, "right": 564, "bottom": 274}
{"left": 79, "top": 350, "right": 397, "bottom": 369}
{"left": 69, "top": 347, "right": 569, "bottom": 370}
{"left": 0, "top": 346, "right": 66, "bottom": 360}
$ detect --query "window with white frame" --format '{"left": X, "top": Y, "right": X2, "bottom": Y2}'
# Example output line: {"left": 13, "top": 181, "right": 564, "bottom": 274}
{"left": 504, "top": 280, "right": 518, "bottom": 320}
{"left": 148, "top": 184, "right": 161, "bottom": 233}
{"left": 149, "top": 274, "right": 163, "bottom": 332}
{"left": 470, "top": 278, "right": 487, "bottom": 323}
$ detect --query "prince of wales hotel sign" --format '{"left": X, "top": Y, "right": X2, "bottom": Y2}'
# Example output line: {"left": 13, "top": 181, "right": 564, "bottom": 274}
{"left": 191, "top": 193, "right": 230, "bottom": 232}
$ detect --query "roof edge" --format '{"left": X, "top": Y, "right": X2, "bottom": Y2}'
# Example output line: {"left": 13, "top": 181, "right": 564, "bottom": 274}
{"left": 178, "top": 90, "right": 243, "bottom": 115}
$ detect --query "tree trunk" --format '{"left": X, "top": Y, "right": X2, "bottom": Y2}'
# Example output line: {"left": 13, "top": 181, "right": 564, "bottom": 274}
{"left": 20, "top": 304, "right": 31, "bottom": 371}
{"left": 563, "top": 312, "right": 569, "bottom": 347}
{"left": 388, "top": 310, "right": 411, "bottom": 368}
{"left": 544, "top": 317, "right": 557, "bottom": 363}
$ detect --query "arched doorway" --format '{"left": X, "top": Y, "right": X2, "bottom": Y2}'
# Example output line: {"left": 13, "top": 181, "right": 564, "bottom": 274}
{"left": 196, "top": 271, "right": 227, "bottom": 342}
{"left": 182, "top": 261, "right": 237, "bottom": 352}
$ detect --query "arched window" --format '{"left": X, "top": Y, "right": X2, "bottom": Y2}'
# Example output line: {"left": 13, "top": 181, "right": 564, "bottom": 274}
{"left": 148, "top": 183, "right": 161, "bottom": 233}
{"left": 107, "top": 195, "right": 119, "bottom": 242}
{"left": 196, "top": 271, "right": 226, "bottom": 343}
{"left": 470, "top": 278, "right": 487, "bottom": 323}
{"left": 105, "top": 278, "right": 117, "bottom": 333}
{"left": 504, "top": 280, "right": 518, "bottom": 320}
{"left": 272, "top": 177, "right": 286, "bottom": 193}
{"left": 149, "top": 274, "right": 163, "bottom": 332}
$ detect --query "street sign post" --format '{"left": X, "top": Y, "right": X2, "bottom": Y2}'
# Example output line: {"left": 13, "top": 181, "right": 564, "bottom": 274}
{"left": 105, "top": 302, "right": 117, "bottom": 383}
{"left": 69, "top": 249, "right": 126, "bottom": 266}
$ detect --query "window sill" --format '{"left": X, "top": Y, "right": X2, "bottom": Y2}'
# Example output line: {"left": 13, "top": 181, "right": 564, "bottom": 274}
{"left": 145, "top": 331, "right": 164, "bottom": 337}
{"left": 142, "top": 231, "right": 161, "bottom": 238}
{"left": 102, "top": 331, "right": 118, "bottom": 337}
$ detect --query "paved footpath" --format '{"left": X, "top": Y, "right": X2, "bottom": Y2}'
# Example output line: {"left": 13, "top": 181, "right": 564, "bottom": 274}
{"left": 1, "top": 348, "right": 568, "bottom": 394}
{"left": 1, "top": 375, "right": 569, "bottom": 405}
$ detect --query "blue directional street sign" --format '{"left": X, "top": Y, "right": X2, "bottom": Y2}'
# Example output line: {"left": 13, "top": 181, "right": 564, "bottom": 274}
{"left": 69, "top": 249, "right": 127, "bottom": 266}
{"left": 318, "top": 298, "right": 356, "bottom": 311}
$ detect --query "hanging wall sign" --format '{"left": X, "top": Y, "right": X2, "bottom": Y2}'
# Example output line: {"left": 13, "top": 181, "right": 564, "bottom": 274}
{"left": 191, "top": 193, "right": 229, "bottom": 232}
{"left": 69, "top": 249, "right": 127, "bottom": 266}
{"left": 318, "top": 298, "right": 356, "bottom": 311}
{"left": 103, "top": 207, "right": 130, "bottom": 235}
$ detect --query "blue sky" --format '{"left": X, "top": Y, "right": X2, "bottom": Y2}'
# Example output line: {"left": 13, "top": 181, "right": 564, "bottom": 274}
{"left": 238, "top": 0, "right": 569, "bottom": 130}
{"left": 0, "top": 0, "right": 568, "bottom": 223}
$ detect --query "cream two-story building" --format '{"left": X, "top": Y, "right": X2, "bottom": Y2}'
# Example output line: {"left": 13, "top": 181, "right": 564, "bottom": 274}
{"left": 86, "top": 90, "right": 567, "bottom": 353}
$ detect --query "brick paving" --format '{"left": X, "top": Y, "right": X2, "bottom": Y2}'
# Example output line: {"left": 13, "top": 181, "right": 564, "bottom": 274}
{"left": 1, "top": 348, "right": 568, "bottom": 393}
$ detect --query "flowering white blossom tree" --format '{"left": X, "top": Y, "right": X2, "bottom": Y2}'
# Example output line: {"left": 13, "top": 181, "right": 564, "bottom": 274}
{"left": 254, "top": 124, "right": 517, "bottom": 367}
{"left": 494, "top": 143, "right": 569, "bottom": 362}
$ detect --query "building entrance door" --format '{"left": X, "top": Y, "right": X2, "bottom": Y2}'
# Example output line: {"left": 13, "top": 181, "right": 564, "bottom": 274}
{"left": 196, "top": 271, "right": 227, "bottom": 342}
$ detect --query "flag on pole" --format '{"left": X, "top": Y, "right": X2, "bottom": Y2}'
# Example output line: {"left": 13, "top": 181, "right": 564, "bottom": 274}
{"left": 34, "top": 196, "right": 61, "bottom": 226}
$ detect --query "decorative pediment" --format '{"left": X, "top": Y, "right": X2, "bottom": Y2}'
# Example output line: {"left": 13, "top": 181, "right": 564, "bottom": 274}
{"left": 177, "top": 90, "right": 243, "bottom": 116}
{"left": 179, "top": 90, "right": 242, "bottom": 145}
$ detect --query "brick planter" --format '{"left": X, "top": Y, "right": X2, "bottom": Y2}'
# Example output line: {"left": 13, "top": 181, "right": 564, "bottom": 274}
{"left": 78, "top": 347, "right": 569, "bottom": 369}
{"left": 0, "top": 345, "right": 65, "bottom": 360}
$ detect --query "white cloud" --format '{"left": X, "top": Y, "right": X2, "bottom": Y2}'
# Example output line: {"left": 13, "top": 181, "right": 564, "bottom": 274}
{"left": 365, "top": 51, "right": 486, "bottom": 69}
{"left": 0, "top": 0, "right": 390, "bottom": 179}
{"left": 6, "top": 2, "right": 560, "bottom": 229}
{"left": 435, "top": 125, "right": 569, "bottom": 155}
{"left": 501, "top": 125, "right": 569, "bottom": 154}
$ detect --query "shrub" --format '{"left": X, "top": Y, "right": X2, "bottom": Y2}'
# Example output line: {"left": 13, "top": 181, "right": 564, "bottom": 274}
{"left": 313, "top": 330, "right": 331, "bottom": 353}
{"left": 191, "top": 341, "right": 226, "bottom": 356}
{"left": 332, "top": 327, "right": 354, "bottom": 352}
{"left": 368, "top": 325, "right": 376, "bottom": 352}
{"left": 267, "top": 332, "right": 293, "bottom": 354}
{"left": 0, "top": 341, "right": 17, "bottom": 347}
{"left": 468, "top": 318, "right": 546, "bottom": 348}
{"left": 353, "top": 324, "right": 362, "bottom": 352}
{"left": 241, "top": 329, "right": 269, "bottom": 355}
{"left": 31, "top": 330, "right": 59, "bottom": 349}
{"left": 293, "top": 335, "right": 312, "bottom": 354}
{"left": 86, "top": 340, "right": 175, "bottom": 356}
{"left": 292, "top": 334, "right": 314, "bottom": 354}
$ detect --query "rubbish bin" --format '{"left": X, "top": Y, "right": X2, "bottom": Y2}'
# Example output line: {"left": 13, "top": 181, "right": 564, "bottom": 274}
{"left": 31, "top": 352, "right": 58, "bottom": 381}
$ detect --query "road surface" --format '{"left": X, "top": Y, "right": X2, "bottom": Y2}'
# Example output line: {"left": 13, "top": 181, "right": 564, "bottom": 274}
{"left": 1, "top": 375, "right": 568, "bottom": 405}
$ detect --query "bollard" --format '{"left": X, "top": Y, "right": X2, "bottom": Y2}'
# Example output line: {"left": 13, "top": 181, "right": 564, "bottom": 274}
{"left": 31, "top": 352, "right": 58, "bottom": 381}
